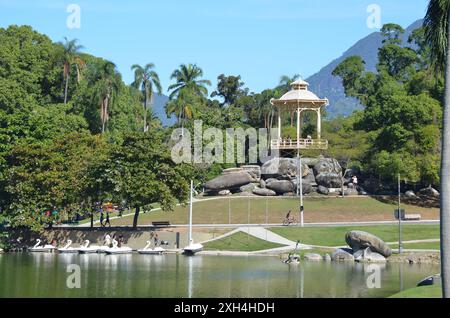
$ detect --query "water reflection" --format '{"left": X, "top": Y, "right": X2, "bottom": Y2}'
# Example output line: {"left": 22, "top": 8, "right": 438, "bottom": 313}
{"left": 0, "top": 254, "right": 439, "bottom": 298}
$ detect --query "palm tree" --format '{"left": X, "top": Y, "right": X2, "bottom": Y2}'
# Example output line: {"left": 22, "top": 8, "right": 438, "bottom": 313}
{"left": 92, "top": 61, "right": 121, "bottom": 133}
{"left": 424, "top": 0, "right": 450, "bottom": 298}
{"left": 59, "top": 37, "right": 85, "bottom": 104}
{"left": 168, "top": 64, "right": 211, "bottom": 99}
{"left": 131, "top": 63, "right": 162, "bottom": 132}
{"left": 165, "top": 88, "right": 197, "bottom": 134}
{"left": 278, "top": 74, "right": 300, "bottom": 92}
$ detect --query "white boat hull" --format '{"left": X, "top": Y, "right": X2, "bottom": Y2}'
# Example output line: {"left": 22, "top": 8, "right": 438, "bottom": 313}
{"left": 57, "top": 248, "right": 79, "bottom": 253}
{"left": 183, "top": 243, "right": 203, "bottom": 255}
{"left": 78, "top": 247, "right": 101, "bottom": 254}
{"left": 138, "top": 247, "right": 165, "bottom": 255}
{"left": 104, "top": 247, "right": 133, "bottom": 255}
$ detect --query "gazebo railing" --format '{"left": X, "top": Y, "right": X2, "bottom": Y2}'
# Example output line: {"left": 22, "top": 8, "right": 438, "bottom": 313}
{"left": 270, "top": 138, "right": 328, "bottom": 150}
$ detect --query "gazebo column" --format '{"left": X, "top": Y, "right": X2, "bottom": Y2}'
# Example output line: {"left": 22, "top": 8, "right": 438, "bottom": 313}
{"left": 316, "top": 109, "right": 321, "bottom": 139}
{"left": 296, "top": 108, "right": 301, "bottom": 147}
{"left": 277, "top": 110, "right": 281, "bottom": 140}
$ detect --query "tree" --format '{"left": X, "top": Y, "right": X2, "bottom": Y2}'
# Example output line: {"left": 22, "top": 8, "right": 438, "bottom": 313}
{"left": 4, "top": 132, "right": 107, "bottom": 231}
{"left": 277, "top": 74, "right": 300, "bottom": 92}
{"left": 98, "top": 132, "right": 190, "bottom": 228}
{"left": 58, "top": 37, "right": 85, "bottom": 104}
{"left": 210, "top": 74, "right": 247, "bottom": 106}
{"left": 131, "top": 63, "right": 162, "bottom": 132}
{"left": 165, "top": 88, "right": 201, "bottom": 132}
{"left": 92, "top": 61, "right": 121, "bottom": 133}
{"left": 168, "top": 64, "right": 211, "bottom": 99}
{"left": 423, "top": 0, "right": 450, "bottom": 298}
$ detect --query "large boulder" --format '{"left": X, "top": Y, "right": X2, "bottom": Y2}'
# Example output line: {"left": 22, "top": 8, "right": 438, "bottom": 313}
{"left": 340, "top": 188, "right": 359, "bottom": 196}
{"left": 240, "top": 183, "right": 257, "bottom": 193}
{"left": 331, "top": 248, "right": 355, "bottom": 261}
{"left": 345, "top": 230, "right": 392, "bottom": 258}
{"left": 266, "top": 180, "right": 295, "bottom": 194}
{"left": 241, "top": 165, "right": 261, "bottom": 181}
{"left": 405, "top": 190, "right": 417, "bottom": 199}
{"left": 252, "top": 188, "right": 276, "bottom": 196}
{"left": 419, "top": 186, "right": 439, "bottom": 198}
{"left": 291, "top": 179, "right": 313, "bottom": 194}
{"left": 315, "top": 172, "right": 342, "bottom": 188}
{"left": 304, "top": 253, "right": 323, "bottom": 261}
{"left": 222, "top": 167, "right": 244, "bottom": 174}
{"left": 317, "top": 185, "right": 329, "bottom": 195}
{"left": 353, "top": 247, "right": 387, "bottom": 263}
{"left": 313, "top": 157, "right": 342, "bottom": 176}
{"left": 261, "top": 157, "right": 309, "bottom": 179}
{"left": 204, "top": 172, "right": 253, "bottom": 191}
{"left": 301, "top": 157, "right": 321, "bottom": 167}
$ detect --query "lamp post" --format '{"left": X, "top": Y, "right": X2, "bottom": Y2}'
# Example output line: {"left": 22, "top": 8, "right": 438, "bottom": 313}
{"left": 398, "top": 173, "right": 402, "bottom": 254}
{"left": 297, "top": 153, "right": 304, "bottom": 227}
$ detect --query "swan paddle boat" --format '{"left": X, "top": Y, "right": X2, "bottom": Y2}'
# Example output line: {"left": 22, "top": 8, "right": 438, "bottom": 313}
{"left": 29, "top": 239, "right": 56, "bottom": 252}
{"left": 78, "top": 240, "right": 102, "bottom": 254}
{"left": 104, "top": 239, "right": 132, "bottom": 255}
{"left": 137, "top": 241, "right": 166, "bottom": 255}
{"left": 57, "top": 239, "right": 79, "bottom": 253}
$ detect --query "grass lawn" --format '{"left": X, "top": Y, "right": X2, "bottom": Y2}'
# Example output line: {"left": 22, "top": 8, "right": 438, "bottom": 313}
{"left": 203, "top": 231, "right": 285, "bottom": 252}
{"left": 109, "top": 196, "right": 438, "bottom": 226}
{"left": 270, "top": 224, "right": 439, "bottom": 247}
{"left": 389, "top": 285, "right": 441, "bottom": 298}
{"left": 400, "top": 242, "right": 441, "bottom": 250}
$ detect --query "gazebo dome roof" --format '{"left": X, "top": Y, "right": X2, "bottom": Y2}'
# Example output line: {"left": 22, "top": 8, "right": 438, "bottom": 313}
{"left": 271, "top": 79, "right": 328, "bottom": 106}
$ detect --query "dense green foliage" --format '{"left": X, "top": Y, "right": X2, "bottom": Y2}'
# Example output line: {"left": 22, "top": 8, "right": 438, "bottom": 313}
{"left": 0, "top": 21, "right": 444, "bottom": 231}
{"left": 0, "top": 25, "right": 188, "bottom": 230}
{"left": 333, "top": 23, "right": 443, "bottom": 184}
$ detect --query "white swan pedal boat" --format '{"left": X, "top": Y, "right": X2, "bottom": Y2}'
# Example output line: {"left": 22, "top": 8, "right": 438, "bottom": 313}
{"left": 78, "top": 240, "right": 102, "bottom": 254}
{"left": 137, "top": 241, "right": 166, "bottom": 255}
{"left": 29, "top": 239, "right": 57, "bottom": 252}
{"left": 57, "top": 239, "right": 79, "bottom": 253}
{"left": 104, "top": 239, "right": 132, "bottom": 255}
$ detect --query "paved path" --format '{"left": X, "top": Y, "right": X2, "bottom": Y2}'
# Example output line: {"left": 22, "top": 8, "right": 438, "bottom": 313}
{"left": 237, "top": 226, "right": 299, "bottom": 246}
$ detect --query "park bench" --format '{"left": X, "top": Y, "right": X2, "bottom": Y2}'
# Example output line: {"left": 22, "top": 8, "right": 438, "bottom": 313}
{"left": 402, "top": 214, "right": 422, "bottom": 221}
{"left": 152, "top": 221, "right": 171, "bottom": 228}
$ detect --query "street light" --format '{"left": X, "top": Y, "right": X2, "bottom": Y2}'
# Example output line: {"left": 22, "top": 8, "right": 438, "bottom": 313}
{"left": 297, "top": 154, "right": 304, "bottom": 227}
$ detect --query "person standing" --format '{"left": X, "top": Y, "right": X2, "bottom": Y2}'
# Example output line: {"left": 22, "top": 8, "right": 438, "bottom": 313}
{"left": 99, "top": 209, "right": 104, "bottom": 227}
{"left": 104, "top": 211, "right": 111, "bottom": 227}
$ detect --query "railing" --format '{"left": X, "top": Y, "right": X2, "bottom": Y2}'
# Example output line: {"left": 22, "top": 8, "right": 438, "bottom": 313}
{"left": 271, "top": 138, "right": 328, "bottom": 150}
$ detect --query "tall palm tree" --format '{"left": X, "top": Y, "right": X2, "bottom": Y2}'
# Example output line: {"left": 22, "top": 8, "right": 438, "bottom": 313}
{"left": 59, "top": 37, "right": 85, "bottom": 104}
{"left": 92, "top": 61, "right": 121, "bottom": 133}
{"left": 165, "top": 88, "right": 197, "bottom": 134}
{"left": 168, "top": 64, "right": 211, "bottom": 99}
{"left": 424, "top": 0, "right": 450, "bottom": 298}
{"left": 278, "top": 74, "right": 300, "bottom": 92}
{"left": 131, "top": 63, "right": 162, "bottom": 132}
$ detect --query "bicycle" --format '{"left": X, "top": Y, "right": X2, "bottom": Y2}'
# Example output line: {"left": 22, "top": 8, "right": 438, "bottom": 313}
{"left": 282, "top": 216, "right": 297, "bottom": 226}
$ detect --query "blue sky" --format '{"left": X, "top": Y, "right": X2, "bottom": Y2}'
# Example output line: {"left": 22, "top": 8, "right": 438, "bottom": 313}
{"left": 0, "top": 0, "right": 429, "bottom": 94}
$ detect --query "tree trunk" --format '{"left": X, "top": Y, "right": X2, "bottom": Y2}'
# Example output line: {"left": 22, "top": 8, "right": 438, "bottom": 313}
{"left": 90, "top": 213, "right": 94, "bottom": 229}
{"left": 441, "top": 15, "right": 450, "bottom": 299}
{"left": 143, "top": 86, "right": 148, "bottom": 132}
{"left": 64, "top": 72, "right": 69, "bottom": 104}
{"left": 133, "top": 206, "right": 140, "bottom": 228}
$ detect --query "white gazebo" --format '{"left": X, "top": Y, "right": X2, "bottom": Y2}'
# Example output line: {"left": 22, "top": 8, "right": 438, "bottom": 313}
{"left": 270, "top": 79, "right": 329, "bottom": 150}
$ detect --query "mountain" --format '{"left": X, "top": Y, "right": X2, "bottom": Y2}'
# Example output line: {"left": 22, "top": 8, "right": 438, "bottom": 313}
{"left": 152, "top": 93, "right": 176, "bottom": 127}
{"left": 306, "top": 19, "right": 423, "bottom": 119}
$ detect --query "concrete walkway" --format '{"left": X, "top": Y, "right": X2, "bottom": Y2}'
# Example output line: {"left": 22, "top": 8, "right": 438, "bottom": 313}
{"left": 237, "top": 226, "right": 299, "bottom": 247}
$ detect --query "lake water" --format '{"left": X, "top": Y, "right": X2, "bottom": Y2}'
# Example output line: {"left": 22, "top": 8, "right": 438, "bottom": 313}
{"left": 0, "top": 253, "right": 438, "bottom": 298}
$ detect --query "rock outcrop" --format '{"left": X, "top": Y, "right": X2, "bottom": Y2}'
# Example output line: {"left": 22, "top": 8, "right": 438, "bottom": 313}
{"left": 204, "top": 172, "right": 253, "bottom": 191}
{"left": 345, "top": 230, "right": 392, "bottom": 258}
{"left": 252, "top": 188, "right": 276, "bottom": 196}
